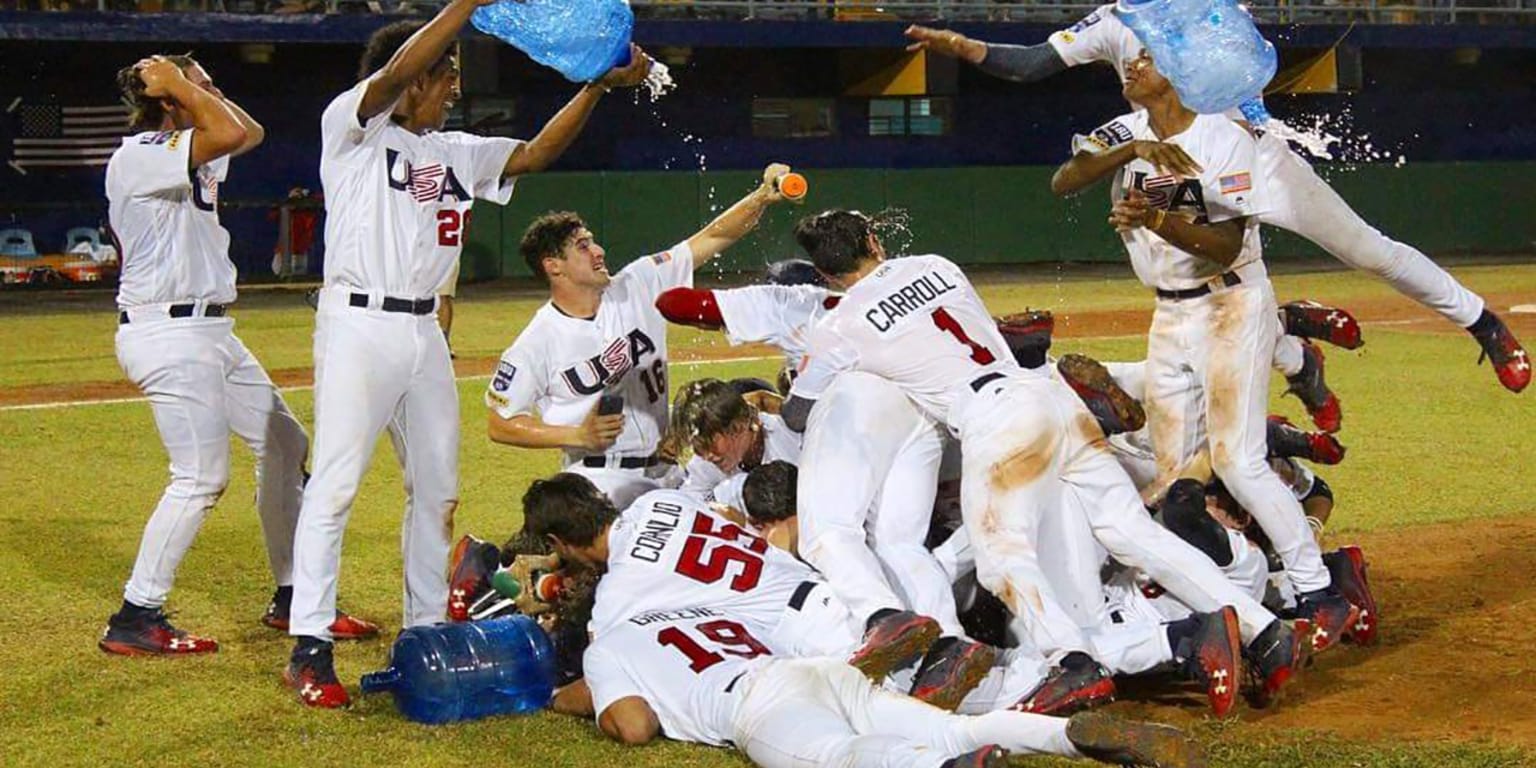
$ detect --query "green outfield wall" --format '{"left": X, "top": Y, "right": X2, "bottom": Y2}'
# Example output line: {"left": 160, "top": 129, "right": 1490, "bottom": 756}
{"left": 461, "top": 162, "right": 1536, "bottom": 280}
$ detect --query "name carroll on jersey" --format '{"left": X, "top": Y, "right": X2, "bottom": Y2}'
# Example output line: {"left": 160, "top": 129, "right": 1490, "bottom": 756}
{"left": 864, "top": 267, "right": 960, "bottom": 332}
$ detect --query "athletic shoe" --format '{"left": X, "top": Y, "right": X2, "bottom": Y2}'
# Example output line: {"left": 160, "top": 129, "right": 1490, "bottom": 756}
{"left": 1324, "top": 545, "right": 1379, "bottom": 646}
{"left": 940, "top": 744, "right": 1009, "bottom": 768}
{"left": 99, "top": 606, "right": 218, "bottom": 657}
{"left": 285, "top": 640, "right": 350, "bottom": 709}
{"left": 1266, "top": 415, "right": 1345, "bottom": 465}
{"left": 1282, "top": 300, "right": 1363, "bottom": 350}
{"left": 1284, "top": 341, "right": 1342, "bottom": 433}
{"left": 847, "top": 610, "right": 941, "bottom": 682}
{"left": 995, "top": 309, "right": 1054, "bottom": 369}
{"left": 1243, "top": 619, "right": 1302, "bottom": 709}
{"left": 260, "top": 587, "right": 381, "bottom": 640}
{"left": 1011, "top": 654, "right": 1116, "bottom": 716}
{"left": 1066, "top": 712, "right": 1205, "bottom": 768}
{"left": 909, "top": 638, "right": 997, "bottom": 712}
{"left": 1469, "top": 310, "right": 1531, "bottom": 393}
{"left": 1176, "top": 607, "right": 1242, "bottom": 718}
{"left": 1058, "top": 353, "right": 1147, "bottom": 435}
{"left": 447, "top": 534, "right": 502, "bottom": 622}
{"left": 1295, "top": 588, "right": 1360, "bottom": 655}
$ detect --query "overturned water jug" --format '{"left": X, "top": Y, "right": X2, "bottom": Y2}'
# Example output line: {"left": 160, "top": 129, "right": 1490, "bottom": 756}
{"left": 361, "top": 616, "right": 557, "bottom": 724}
{"left": 1115, "top": 0, "right": 1276, "bottom": 123}
{"left": 472, "top": 0, "right": 634, "bottom": 83}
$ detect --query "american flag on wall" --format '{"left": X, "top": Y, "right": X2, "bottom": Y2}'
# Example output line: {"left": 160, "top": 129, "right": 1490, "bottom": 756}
{"left": 6, "top": 99, "right": 130, "bottom": 175}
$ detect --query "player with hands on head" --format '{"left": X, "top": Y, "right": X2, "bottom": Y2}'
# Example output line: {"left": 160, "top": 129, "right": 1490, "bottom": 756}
{"left": 486, "top": 164, "right": 796, "bottom": 510}
{"left": 101, "top": 54, "right": 381, "bottom": 657}
{"left": 285, "top": 0, "right": 653, "bottom": 709}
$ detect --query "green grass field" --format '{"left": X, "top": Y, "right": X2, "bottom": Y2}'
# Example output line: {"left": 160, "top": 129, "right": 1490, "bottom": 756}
{"left": 1, "top": 261, "right": 1533, "bottom": 767}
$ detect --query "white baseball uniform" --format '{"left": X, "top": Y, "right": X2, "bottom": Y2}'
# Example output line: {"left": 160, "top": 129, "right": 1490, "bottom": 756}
{"left": 487, "top": 243, "right": 694, "bottom": 510}
{"left": 713, "top": 283, "right": 838, "bottom": 371}
{"left": 1086, "top": 108, "right": 1331, "bottom": 594}
{"left": 792, "top": 255, "right": 1280, "bottom": 658}
{"left": 1049, "top": 4, "right": 1486, "bottom": 330}
{"left": 107, "top": 128, "right": 308, "bottom": 610}
{"left": 290, "top": 80, "right": 523, "bottom": 639}
{"left": 584, "top": 608, "right": 1084, "bottom": 767}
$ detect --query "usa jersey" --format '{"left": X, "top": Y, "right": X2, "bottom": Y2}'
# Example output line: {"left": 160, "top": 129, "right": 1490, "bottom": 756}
{"left": 1075, "top": 112, "right": 1269, "bottom": 291}
{"left": 791, "top": 255, "right": 1015, "bottom": 427}
{"left": 590, "top": 489, "right": 817, "bottom": 639}
{"left": 486, "top": 243, "right": 693, "bottom": 465}
{"left": 583, "top": 607, "right": 774, "bottom": 747}
{"left": 106, "top": 129, "right": 236, "bottom": 309}
{"left": 1047, "top": 4, "right": 1143, "bottom": 82}
{"left": 319, "top": 79, "right": 522, "bottom": 298}
{"left": 714, "top": 284, "right": 838, "bottom": 370}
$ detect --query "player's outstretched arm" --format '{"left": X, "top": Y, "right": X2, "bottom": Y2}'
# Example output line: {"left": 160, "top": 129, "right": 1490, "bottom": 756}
{"left": 135, "top": 57, "right": 247, "bottom": 169}
{"left": 684, "top": 163, "right": 792, "bottom": 269}
{"left": 503, "top": 45, "right": 654, "bottom": 178}
{"left": 206, "top": 85, "right": 264, "bottom": 158}
{"left": 655, "top": 287, "right": 725, "bottom": 330}
{"left": 357, "top": 0, "right": 488, "bottom": 121}
{"left": 904, "top": 26, "right": 1068, "bottom": 83}
{"left": 1052, "top": 139, "right": 1202, "bottom": 197}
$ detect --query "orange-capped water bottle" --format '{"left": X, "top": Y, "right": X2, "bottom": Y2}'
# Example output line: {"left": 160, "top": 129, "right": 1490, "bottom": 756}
{"left": 775, "top": 171, "right": 808, "bottom": 202}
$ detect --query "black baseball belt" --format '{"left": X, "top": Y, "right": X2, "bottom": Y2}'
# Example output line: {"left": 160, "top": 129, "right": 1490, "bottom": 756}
{"left": 1155, "top": 270, "right": 1243, "bottom": 301}
{"left": 349, "top": 293, "right": 436, "bottom": 315}
{"left": 581, "top": 454, "right": 661, "bottom": 470}
{"left": 970, "top": 371, "right": 1006, "bottom": 392}
{"left": 118, "top": 303, "right": 228, "bottom": 325}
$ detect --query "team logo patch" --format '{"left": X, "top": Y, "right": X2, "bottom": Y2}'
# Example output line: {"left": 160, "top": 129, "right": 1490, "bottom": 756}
{"left": 600, "top": 337, "right": 635, "bottom": 378}
{"left": 492, "top": 361, "right": 516, "bottom": 392}
{"left": 1056, "top": 31, "right": 1077, "bottom": 44}
{"left": 1094, "top": 122, "right": 1135, "bottom": 148}
{"left": 650, "top": 250, "right": 672, "bottom": 266}
{"left": 1219, "top": 172, "right": 1253, "bottom": 195}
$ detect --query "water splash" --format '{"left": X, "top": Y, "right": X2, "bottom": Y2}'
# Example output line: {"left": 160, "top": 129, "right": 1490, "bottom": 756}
{"left": 870, "top": 208, "right": 915, "bottom": 257}
{"left": 641, "top": 61, "right": 677, "bottom": 102}
{"left": 1262, "top": 104, "right": 1408, "bottom": 171}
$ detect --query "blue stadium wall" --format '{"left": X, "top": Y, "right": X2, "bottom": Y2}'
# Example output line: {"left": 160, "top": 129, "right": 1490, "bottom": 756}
{"left": 1, "top": 15, "right": 1534, "bottom": 274}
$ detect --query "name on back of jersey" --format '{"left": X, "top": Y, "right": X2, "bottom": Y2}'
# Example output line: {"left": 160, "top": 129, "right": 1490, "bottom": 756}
{"left": 630, "top": 498, "right": 685, "bottom": 563}
{"left": 629, "top": 606, "right": 723, "bottom": 627}
{"left": 865, "top": 268, "right": 960, "bottom": 332}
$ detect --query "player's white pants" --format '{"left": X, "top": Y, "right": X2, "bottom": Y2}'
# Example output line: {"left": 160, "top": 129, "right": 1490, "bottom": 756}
{"left": 732, "top": 657, "right": 1082, "bottom": 768}
{"left": 569, "top": 463, "right": 682, "bottom": 511}
{"left": 954, "top": 371, "right": 1277, "bottom": 656}
{"left": 290, "top": 289, "right": 459, "bottom": 639}
{"left": 115, "top": 316, "right": 307, "bottom": 608}
{"left": 1259, "top": 132, "right": 1485, "bottom": 328}
{"left": 798, "top": 372, "right": 963, "bottom": 635}
{"left": 1144, "top": 274, "right": 1330, "bottom": 594}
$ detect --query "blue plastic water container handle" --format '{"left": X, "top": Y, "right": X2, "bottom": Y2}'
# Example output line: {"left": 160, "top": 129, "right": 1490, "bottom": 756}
{"left": 360, "top": 668, "right": 401, "bottom": 693}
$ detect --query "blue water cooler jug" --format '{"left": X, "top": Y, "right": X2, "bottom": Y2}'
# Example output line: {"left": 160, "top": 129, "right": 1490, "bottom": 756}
{"left": 360, "top": 616, "right": 557, "bottom": 724}
{"left": 471, "top": 0, "right": 634, "bottom": 84}
{"left": 1115, "top": 0, "right": 1277, "bottom": 123}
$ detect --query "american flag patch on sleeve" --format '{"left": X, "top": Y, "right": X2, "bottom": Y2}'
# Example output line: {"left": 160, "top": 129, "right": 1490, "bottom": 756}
{"left": 1219, "top": 172, "right": 1252, "bottom": 195}
{"left": 650, "top": 251, "right": 672, "bottom": 265}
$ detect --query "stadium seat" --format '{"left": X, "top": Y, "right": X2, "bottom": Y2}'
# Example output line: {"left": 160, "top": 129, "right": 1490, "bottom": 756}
{"left": 0, "top": 229, "right": 38, "bottom": 259}
{"left": 64, "top": 227, "right": 102, "bottom": 254}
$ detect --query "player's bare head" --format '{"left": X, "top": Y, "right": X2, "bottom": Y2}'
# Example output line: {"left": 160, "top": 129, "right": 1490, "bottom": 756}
{"left": 743, "top": 461, "right": 797, "bottom": 527}
{"left": 522, "top": 211, "right": 607, "bottom": 288}
{"left": 673, "top": 378, "right": 760, "bottom": 468}
{"left": 117, "top": 54, "right": 203, "bottom": 132}
{"left": 360, "top": 21, "right": 461, "bottom": 132}
{"left": 794, "top": 210, "right": 883, "bottom": 283}
{"left": 522, "top": 472, "right": 617, "bottom": 568}
{"left": 1122, "top": 49, "right": 1174, "bottom": 106}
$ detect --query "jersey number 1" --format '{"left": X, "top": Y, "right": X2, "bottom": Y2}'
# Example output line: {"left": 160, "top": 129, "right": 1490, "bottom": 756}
{"left": 437, "top": 209, "right": 471, "bottom": 247}
{"left": 931, "top": 308, "right": 997, "bottom": 365}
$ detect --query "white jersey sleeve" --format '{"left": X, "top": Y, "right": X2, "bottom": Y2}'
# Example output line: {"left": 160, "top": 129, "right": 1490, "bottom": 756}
{"left": 321, "top": 79, "right": 400, "bottom": 165}
{"left": 1072, "top": 112, "right": 1142, "bottom": 156}
{"left": 435, "top": 132, "right": 523, "bottom": 204}
{"left": 1048, "top": 4, "right": 1142, "bottom": 75}
{"left": 788, "top": 320, "right": 860, "bottom": 401}
{"left": 1197, "top": 120, "right": 1268, "bottom": 224}
{"left": 716, "top": 284, "right": 833, "bottom": 347}
{"left": 613, "top": 240, "right": 696, "bottom": 299}
{"left": 110, "top": 129, "right": 194, "bottom": 197}
{"left": 485, "top": 334, "right": 549, "bottom": 420}
{"left": 679, "top": 456, "right": 730, "bottom": 501}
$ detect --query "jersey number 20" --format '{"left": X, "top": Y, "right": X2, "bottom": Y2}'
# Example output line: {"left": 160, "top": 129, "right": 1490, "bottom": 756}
{"left": 437, "top": 209, "right": 471, "bottom": 247}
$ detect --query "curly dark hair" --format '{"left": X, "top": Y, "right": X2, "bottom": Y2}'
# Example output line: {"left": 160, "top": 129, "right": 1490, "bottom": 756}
{"left": 116, "top": 54, "right": 198, "bottom": 132}
{"left": 357, "top": 20, "right": 456, "bottom": 81}
{"left": 521, "top": 472, "right": 618, "bottom": 549}
{"left": 793, "top": 209, "right": 876, "bottom": 278}
{"left": 520, "top": 211, "right": 588, "bottom": 284}
{"left": 743, "top": 460, "right": 798, "bottom": 525}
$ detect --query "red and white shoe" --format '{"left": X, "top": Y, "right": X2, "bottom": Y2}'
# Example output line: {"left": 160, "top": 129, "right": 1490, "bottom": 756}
{"left": 99, "top": 607, "right": 218, "bottom": 657}
{"left": 1284, "top": 341, "right": 1342, "bottom": 433}
{"left": 1325, "top": 545, "right": 1380, "bottom": 646}
{"left": 1282, "top": 300, "right": 1364, "bottom": 350}
{"left": 1181, "top": 607, "right": 1243, "bottom": 718}
{"left": 262, "top": 606, "right": 380, "bottom": 641}
{"left": 1470, "top": 310, "right": 1531, "bottom": 394}
{"left": 285, "top": 641, "right": 351, "bottom": 709}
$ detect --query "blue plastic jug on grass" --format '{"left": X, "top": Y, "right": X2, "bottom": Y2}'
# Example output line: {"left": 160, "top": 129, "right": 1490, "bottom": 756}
{"left": 472, "top": 0, "right": 634, "bottom": 83}
{"left": 1115, "top": 0, "right": 1277, "bottom": 124}
{"left": 361, "top": 616, "right": 556, "bottom": 724}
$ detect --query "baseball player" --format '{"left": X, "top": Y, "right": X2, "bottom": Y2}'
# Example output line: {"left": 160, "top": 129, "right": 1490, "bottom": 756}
{"left": 782, "top": 209, "right": 1302, "bottom": 711}
{"left": 667, "top": 378, "right": 802, "bottom": 511}
{"left": 656, "top": 258, "right": 838, "bottom": 377}
{"left": 485, "top": 164, "right": 795, "bottom": 510}
{"left": 555, "top": 605, "right": 1203, "bottom": 768}
{"left": 906, "top": 15, "right": 1530, "bottom": 397}
{"left": 100, "top": 55, "right": 377, "bottom": 656}
{"left": 1052, "top": 49, "right": 1363, "bottom": 656}
{"left": 285, "top": 2, "right": 655, "bottom": 709}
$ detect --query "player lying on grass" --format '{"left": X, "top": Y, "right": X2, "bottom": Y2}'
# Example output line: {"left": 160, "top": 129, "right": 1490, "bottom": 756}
{"left": 485, "top": 164, "right": 796, "bottom": 511}
{"left": 907, "top": 15, "right": 1529, "bottom": 396}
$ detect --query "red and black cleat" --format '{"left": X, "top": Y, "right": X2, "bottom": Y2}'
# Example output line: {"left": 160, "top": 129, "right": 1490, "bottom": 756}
{"left": 1282, "top": 301, "right": 1364, "bottom": 350}
{"left": 286, "top": 640, "right": 350, "bottom": 709}
{"left": 1179, "top": 607, "right": 1243, "bottom": 719}
{"left": 940, "top": 744, "right": 1009, "bottom": 768}
{"left": 1243, "top": 619, "right": 1302, "bottom": 709}
{"left": 847, "top": 610, "right": 941, "bottom": 683}
{"left": 1058, "top": 353, "right": 1147, "bottom": 435}
{"left": 1295, "top": 588, "right": 1360, "bottom": 655}
{"left": 1284, "top": 341, "right": 1342, "bottom": 434}
{"left": 909, "top": 638, "right": 997, "bottom": 712}
{"left": 1011, "top": 653, "right": 1116, "bottom": 716}
{"left": 1469, "top": 310, "right": 1531, "bottom": 394}
{"left": 99, "top": 606, "right": 219, "bottom": 657}
{"left": 261, "top": 589, "right": 381, "bottom": 641}
{"left": 447, "top": 534, "right": 503, "bottom": 622}
{"left": 1266, "top": 415, "right": 1346, "bottom": 465}
{"left": 1324, "top": 545, "right": 1379, "bottom": 647}
{"left": 996, "top": 309, "right": 1055, "bottom": 369}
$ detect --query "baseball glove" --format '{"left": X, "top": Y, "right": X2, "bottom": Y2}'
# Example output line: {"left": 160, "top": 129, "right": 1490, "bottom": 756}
{"left": 995, "top": 309, "right": 1054, "bottom": 369}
